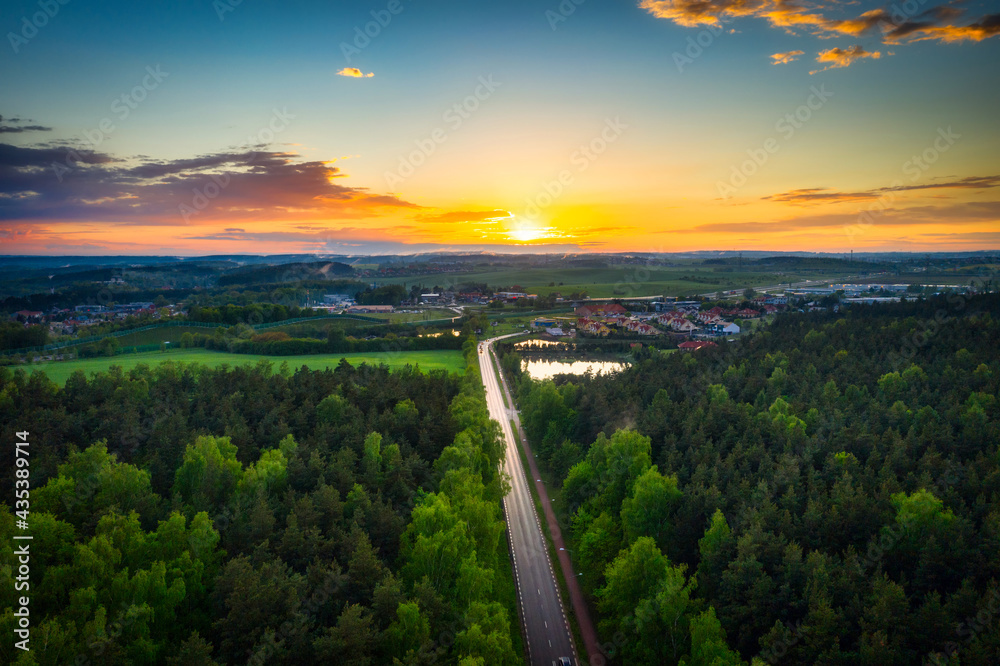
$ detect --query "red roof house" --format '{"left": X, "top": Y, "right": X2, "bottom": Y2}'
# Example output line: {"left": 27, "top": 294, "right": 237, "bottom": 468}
{"left": 678, "top": 340, "right": 718, "bottom": 352}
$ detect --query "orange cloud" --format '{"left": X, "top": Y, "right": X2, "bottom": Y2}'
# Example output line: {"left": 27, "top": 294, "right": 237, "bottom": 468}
{"left": 641, "top": 1, "right": 1000, "bottom": 57}
{"left": 770, "top": 50, "right": 804, "bottom": 64}
{"left": 888, "top": 13, "right": 1000, "bottom": 44}
{"left": 810, "top": 45, "right": 882, "bottom": 73}
{"left": 336, "top": 67, "right": 374, "bottom": 78}
{"left": 639, "top": 0, "right": 766, "bottom": 28}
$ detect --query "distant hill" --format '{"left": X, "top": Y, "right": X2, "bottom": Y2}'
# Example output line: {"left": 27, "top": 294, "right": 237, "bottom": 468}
{"left": 216, "top": 261, "right": 355, "bottom": 286}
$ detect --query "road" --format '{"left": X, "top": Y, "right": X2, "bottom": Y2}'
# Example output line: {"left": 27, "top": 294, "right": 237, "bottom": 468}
{"left": 479, "top": 334, "right": 577, "bottom": 666}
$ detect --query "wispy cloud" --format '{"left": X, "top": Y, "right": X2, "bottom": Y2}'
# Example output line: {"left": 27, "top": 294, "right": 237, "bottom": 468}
{"left": 810, "top": 45, "right": 882, "bottom": 74}
{"left": 885, "top": 10, "right": 1000, "bottom": 44}
{"left": 764, "top": 187, "right": 877, "bottom": 204}
{"left": 764, "top": 176, "right": 1000, "bottom": 205}
{"left": 417, "top": 209, "right": 513, "bottom": 225}
{"left": 770, "top": 50, "right": 804, "bottom": 64}
{"left": 640, "top": 0, "right": 1000, "bottom": 64}
{"left": 0, "top": 114, "right": 52, "bottom": 134}
{"left": 336, "top": 67, "right": 374, "bottom": 78}
{"left": 678, "top": 200, "right": 1000, "bottom": 234}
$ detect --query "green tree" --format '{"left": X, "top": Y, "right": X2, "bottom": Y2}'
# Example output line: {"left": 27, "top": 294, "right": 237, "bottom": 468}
{"left": 172, "top": 436, "right": 243, "bottom": 511}
{"left": 620, "top": 466, "right": 682, "bottom": 551}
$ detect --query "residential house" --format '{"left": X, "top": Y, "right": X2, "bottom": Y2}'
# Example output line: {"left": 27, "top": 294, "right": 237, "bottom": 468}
{"left": 11, "top": 310, "right": 44, "bottom": 323}
{"left": 575, "top": 303, "right": 629, "bottom": 318}
{"left": 678, "top": 341, "right": 718, "bottom": 352}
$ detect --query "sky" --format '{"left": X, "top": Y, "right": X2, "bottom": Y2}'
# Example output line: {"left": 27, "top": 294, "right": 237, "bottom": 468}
{"left": 1, "top": 0, "right": 999, "bottom": 255}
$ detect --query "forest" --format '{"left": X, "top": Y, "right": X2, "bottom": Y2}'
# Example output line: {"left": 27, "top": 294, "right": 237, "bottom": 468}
{"left": 0, "top": 338, "right": 521, "bottom": 665}
{"left": 507, "top": 293, "right": 1000, "bottom": 665}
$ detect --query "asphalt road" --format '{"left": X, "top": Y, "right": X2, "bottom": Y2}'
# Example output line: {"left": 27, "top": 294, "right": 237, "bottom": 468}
{"left": 479, "top": 334, "right": 577, "bottom": 666}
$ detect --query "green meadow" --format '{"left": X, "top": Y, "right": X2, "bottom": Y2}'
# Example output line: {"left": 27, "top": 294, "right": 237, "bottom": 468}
{"left": 26, "top": 348, "right": 466, "bottom": 384}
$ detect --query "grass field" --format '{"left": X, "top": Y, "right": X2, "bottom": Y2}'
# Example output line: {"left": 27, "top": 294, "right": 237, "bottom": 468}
{"left": 27, "top": 348, "right": 466, "bottom": 384}
{"left": 108, "top": 325, "right": 216, "bottom": 346}
{"left": 377, "top": 265, "right": 851, "bottom": 298}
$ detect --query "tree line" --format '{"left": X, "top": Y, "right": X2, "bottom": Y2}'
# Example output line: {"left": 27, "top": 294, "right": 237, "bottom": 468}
{"left": 0, "top": 338, "right": 521, "bottom": 664}
{"left": 505, "top": 293, "right": 1000, "bottom": 665}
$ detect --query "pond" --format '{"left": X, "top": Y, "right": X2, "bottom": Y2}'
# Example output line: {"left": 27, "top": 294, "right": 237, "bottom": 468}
{"left": 521, "top": 358, "right": 629, "bottom": 380}
{"left": 515, "top": 339, "right": 566, "bottom": 349}
{"left": 419, "top": 330, "right": 462, "bottom": 337}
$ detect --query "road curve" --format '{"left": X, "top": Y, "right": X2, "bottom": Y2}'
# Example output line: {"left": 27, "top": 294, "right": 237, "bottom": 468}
{"left": 479, "top": 334, "right": 576, "bottom": 666}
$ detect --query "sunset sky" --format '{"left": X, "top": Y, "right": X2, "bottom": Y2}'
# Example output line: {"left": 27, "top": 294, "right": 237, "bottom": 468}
{"left": 2, "top": 0, "right": 998, "bottom": 255}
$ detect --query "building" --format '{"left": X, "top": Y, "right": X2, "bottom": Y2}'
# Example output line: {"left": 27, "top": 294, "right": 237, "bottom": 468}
{"left": 575, "top": 303, "right": 629, "bottom": 317}
{"left": 652, "top": 297, "right": 678, "bottom": 312}
{"left": 678, "top": 341, "right": 718, "bottom": 352}
{"left": 346, "top": 305, "right": 394, "bottom": 313}
{"left": 12, "top": 310, "right": 44, "bottom": 323}
{"left": 119, "top": 302, "right": 155, "bottom": 312}
{"left": 657, "top": 314, "right": 699, "bottom": 333}
{"left": 532, "top": 318, "right": 558, "bottom": 328}
{"left": 577, "top": 317, "right": 610, "bottom": 336}
{"left": 694, "top": 312, "right": 725, "bottom": 325}
{"left": 323, "top": 294, "right": 352, "bottom": 305}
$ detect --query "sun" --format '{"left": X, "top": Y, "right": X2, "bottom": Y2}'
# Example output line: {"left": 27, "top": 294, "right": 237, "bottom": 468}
{"left": 507, "top": 224, "right": 545, "bottom": 242}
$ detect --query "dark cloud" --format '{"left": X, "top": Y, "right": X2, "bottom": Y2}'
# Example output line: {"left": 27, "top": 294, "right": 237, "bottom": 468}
{"left": 887, "top": 11, "right": 1000, "bottom": 43}
{"left": 0, "top": 125, "right": 53, "bottom": 133}
{"left": 0, "top": 142, "right": 419, "bottom": 223}
{"left": 0, "top": 114, "right": 52, "bottom": 133}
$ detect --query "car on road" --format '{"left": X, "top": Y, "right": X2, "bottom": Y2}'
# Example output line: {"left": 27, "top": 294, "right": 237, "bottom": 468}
{"left": 553, "top": 659, "right": 572, "bottom": 666}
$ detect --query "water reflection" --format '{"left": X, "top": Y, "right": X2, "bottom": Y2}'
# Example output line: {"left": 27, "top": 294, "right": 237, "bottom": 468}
{"left": 515, "top": 339, "right": 565, "bottom": 349}
{"left": 522, "top": 358, "right": 628, "bottom": 380}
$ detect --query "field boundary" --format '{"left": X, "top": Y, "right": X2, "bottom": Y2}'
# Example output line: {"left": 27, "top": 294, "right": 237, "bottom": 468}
{"left": 2, "top": 314, "right": 386, "bottom": 356}
{"left": 3, "top": 307, "right": 576, "bottom": 357}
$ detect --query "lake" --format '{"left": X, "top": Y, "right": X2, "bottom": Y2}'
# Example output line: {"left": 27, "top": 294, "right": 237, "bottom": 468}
{"left": 521, "top": 358, "right": 628, "bottom": 380}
